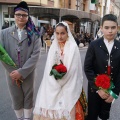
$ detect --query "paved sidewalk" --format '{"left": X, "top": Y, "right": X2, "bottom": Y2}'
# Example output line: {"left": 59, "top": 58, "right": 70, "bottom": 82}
{"left": 79, "top": 45, "right": 88, "bottom": 50}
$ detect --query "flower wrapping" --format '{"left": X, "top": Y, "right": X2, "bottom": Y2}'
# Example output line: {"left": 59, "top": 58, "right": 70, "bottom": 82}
{"left": 50, "top": 60, "right": 67, "bottom": 80}
{"left": 0, "top": 44, "right": 23, "bottom": 87}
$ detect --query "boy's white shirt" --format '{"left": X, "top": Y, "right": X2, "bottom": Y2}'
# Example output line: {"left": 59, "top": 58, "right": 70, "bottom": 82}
{"left": 104, "top": 38, "right": 114, "bottom": 65}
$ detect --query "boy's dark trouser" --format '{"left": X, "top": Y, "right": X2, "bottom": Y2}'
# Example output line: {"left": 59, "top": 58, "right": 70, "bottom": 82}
{"left": 87, "top": 84, "right": 111, "bottom": 120}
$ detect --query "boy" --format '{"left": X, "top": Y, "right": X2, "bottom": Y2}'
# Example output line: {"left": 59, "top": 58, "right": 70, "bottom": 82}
{"left": 0, "top": 1, "right": 40, "bottom": 120}
{"left": 84, "top": 14, "right": 120, "bottom": 120}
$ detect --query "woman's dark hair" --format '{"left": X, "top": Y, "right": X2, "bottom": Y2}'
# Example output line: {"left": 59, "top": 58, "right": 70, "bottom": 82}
{"left": 101, "top": 14, "right": 118, "bottom": 26}
{"left": 56, "top": 23, "right": 68, "bottom": 32}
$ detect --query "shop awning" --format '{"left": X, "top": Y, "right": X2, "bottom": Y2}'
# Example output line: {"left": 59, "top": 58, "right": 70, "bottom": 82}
{"left": 8, "top": 6, "right": 101, "bottom": 22}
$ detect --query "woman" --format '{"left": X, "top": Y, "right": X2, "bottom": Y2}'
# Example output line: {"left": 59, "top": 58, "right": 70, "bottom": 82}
{"left": 0, "top": 1, "right": 40, "bottom": 120}
{"left": 33, "top": 22, "right": 84, "bottom": 120}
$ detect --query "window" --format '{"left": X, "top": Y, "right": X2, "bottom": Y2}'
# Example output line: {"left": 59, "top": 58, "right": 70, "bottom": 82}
{"left": 76, "top": 0, "right": 80, "bottom": 10}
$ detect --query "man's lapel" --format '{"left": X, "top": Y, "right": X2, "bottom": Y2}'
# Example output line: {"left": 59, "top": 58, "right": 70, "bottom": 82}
{"left": 111, "top": 40, "right": 119, "bottom": 55}
{"left": 21, "top": 30, "right": 28, "bottom": 42}
{"left": 9, "top": 25, "right": 19, "bottom": 41}
{"left": 9, "top": 26, "right": 28, "bottom": 43}
{"left": 99, "top": 37, "right": 108, "bottom": 53}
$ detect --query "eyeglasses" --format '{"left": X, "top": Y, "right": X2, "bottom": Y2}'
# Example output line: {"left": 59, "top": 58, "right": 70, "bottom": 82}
{"left": 15, "top": 14, "right": 28, "bottom": 18}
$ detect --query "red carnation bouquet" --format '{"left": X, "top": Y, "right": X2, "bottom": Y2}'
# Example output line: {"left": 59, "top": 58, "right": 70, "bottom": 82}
{"left": 95, "top": 74, "right": 112, "bottom": 90}
{"left": 95, "top": 66, "right": 114, "bottom": 92}
{"left": 50, "top": 60, "right": 67, "bottom": 80}
{"left": 95, "top": 74, "right": 118, "bottom": 99}
{"left": 94, "top": 66, "right": 119, "bottom": 99}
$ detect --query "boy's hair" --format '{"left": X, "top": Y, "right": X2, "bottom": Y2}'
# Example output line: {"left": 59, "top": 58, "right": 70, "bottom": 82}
{"left": 101, "top": 14, "right": 118, "bottom": 26}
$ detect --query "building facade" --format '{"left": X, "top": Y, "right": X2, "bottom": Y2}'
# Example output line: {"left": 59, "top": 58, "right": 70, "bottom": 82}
{"left": 0, "top": 0, "right": 102, "bottom": 36}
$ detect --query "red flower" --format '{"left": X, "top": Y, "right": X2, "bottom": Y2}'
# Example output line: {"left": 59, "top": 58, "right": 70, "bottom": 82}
{"left": 94, "top": 74, "right": 118, "bottom": 99}
{"left": 95, "top": 74, "right": 111, "bottom": 89}
{"left": 54, "top": 64, "right": 67, "bottom": 73}
{"left": 50, "top": 61, "right": 67, "bottom": 80}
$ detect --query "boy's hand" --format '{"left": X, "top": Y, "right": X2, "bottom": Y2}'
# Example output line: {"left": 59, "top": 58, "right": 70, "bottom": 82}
{"left": 105, "top": 95, "right": 114, "bottom": 103}
{"left": 97, "top": 89, "right": 110, "bottom": 99}
{"left": 10, "top": 70, "right": 22, "bottom": 80}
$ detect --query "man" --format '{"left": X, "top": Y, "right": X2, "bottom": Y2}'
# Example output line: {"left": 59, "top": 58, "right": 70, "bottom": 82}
{"left": 95, "top": 28, "right": 103, "bottom": 40}
{"left": 0, "top": 1, "right": 40, "bottom": 120}
{"left": 2, "top": 21, "right": 9, "bottom": 29}
{"left": 84, "top": 14, "right": 120, "bottom": 120}
{"left": 40, "top": 23, "right": 46, "bottom": 47}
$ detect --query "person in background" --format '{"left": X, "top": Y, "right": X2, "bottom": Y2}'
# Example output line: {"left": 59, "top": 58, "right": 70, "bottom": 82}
{"left": 47, "top": 25, "right": 54, "bottom": 38}
{"left": 33, "top": 22, "right": 84, "bottom": 120}
{"left": 43, "top": 32, "right": 50, "bottom": 40}
{"left": 115, "top": 32, "right": 120, "bottom": 41}
{"left": 84, "top": 14, "right": 120, "bottom": 120}
{"left": 80, "top": 31, "right": 85, "bottom": 46}
{"left": 73, "top": 33, "right": 80, "bottom": 46}
{"left": 40, "top": 23, "right": 46, "bottom": 47}
{"left": 0, "top": 1, "right": 40, "bottom": 120}
{"left": 85, "top": 33, "right": 91, "bottom": 45}
{"left": 89, "top": 33, "right": 94, "bottom": 43}
{"left": 95, "top": 28, "right": 104, "bottom": 40}
{"left": 50, "top": 33, "right": 55, "bottom": 42}
{"left": 35, "top": 26, "right": 40, "bottom": 32}
{"left": 2, "top": 21, "right": 9, "bottom": 29}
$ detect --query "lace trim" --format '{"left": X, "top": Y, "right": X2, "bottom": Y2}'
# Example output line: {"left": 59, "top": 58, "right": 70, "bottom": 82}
{"left": 33, "top": 108, "right": 71, "bottom": 120}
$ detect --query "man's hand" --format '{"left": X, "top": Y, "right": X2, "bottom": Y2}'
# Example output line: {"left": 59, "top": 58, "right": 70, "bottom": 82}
{"left": 105, "top": 95, "right": 114, "bottom": 103}
{"left": 97, "top": 89, "right": 110, "bottom": 99}
{"left": 10, "top": 70, "right": 22, "bottom": 80}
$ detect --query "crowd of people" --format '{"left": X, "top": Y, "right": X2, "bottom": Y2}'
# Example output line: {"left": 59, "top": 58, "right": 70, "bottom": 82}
{"left": 1, "top": 1, "right": 120, "bottom": 120}
{"left": 73, "top": 32, "right": 94, "bottom": 47}
{"left": 36, "top": 25, "right": 95, "bottom": 49}
{"left": 35, "top": 24, "right": 54, "bottom": 47}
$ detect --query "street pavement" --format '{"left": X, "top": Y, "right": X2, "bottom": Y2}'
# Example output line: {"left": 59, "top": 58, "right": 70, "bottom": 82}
{"left": 0, "top": 47, "right": 120, "bottom": 120}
